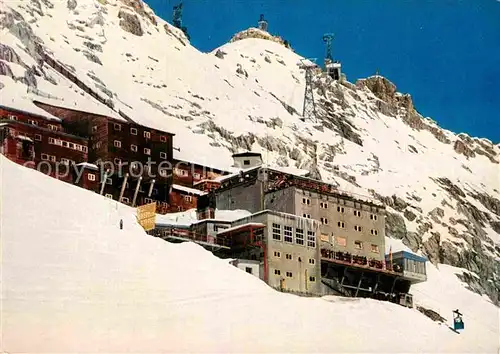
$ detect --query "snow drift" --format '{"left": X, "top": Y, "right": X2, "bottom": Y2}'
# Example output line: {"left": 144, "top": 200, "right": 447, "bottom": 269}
{"left": 1, "top": 156, "right": 498, "bottom": 352}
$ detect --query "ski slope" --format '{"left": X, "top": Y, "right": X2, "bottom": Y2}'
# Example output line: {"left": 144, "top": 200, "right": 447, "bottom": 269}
{"left": 1, "top": 156, "right": 498, "bottom": 353}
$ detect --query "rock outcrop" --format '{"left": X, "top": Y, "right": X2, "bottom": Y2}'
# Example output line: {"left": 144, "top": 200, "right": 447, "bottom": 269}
{"left": 118, "top": 8, "right": 143, "bottom": 36}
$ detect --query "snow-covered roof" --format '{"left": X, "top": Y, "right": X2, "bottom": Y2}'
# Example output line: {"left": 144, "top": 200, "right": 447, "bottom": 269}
{"left": 76, "top": 162, "right": 98, "bottom": 170}
{"left": 16, "top": 135, "right": 33, "bottom": 142}
{"left": 172, "top": 184, "right": 207, "bottom": 196}
{"left": 216, "top": 222, "right": 266, "bottom": 236}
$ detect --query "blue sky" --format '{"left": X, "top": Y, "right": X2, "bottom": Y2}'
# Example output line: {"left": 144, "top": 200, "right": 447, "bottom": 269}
{"left": 148, "top": 0, "right": 500, "bottom": 143}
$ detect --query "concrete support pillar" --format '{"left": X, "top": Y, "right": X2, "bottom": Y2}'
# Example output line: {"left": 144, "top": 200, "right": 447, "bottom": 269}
{"left": 132, "top": 176, "right": 143, "bottom": 207}
{"left": 100, "top": 169, "right": 109, "bottom": 195}
{"left": 118, "top": 173, "right": 129, "bottom": 202}
{"left": 148, "top": 179, "right": 155, "bottom": 197}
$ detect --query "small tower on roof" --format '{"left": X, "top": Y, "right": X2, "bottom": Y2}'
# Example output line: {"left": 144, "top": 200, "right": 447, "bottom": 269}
{"left": 258, "top": 14, "right": 268, "bottom": 32}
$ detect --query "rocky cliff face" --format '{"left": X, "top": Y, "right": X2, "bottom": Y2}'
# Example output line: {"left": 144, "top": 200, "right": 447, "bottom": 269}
{"left": 0, "top": 0, "right": 499, "bottom": 305}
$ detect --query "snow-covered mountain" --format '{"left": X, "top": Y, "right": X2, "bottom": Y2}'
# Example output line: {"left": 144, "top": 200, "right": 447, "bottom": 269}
{"left": 0, "top": 0, "right": 499, "bottom": 308}
{"left": 1, "top": 154, "right": 499, "bottom": 352}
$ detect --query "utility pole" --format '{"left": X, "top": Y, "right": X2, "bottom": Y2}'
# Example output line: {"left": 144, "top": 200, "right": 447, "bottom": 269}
{"left": 298, "top": 58, "right": 318, "bottom": 122}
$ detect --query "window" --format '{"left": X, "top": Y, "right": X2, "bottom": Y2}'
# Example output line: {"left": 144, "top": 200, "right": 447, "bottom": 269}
{"left": 193, "top": 172, "right": 201, "bottom": 179}
{"left": 144, "top": 198, "right": 153, "bottom": 204}
{"left": 144, "top": 148, "right": 151, "bottom": 155}
{"left": 295, "top": 228, "right": 304, "bottom": 245}
{"left": 286, "top": 272, "right": 293, "bottom": 278}
{"left": 95, "top": 141, "right": 102, "bottom": 149}
{"left": 159, "top": 168, "right": 169, "bottom": 177}
{"left": 69, "top": 143, "right": 75, "bottom": 149}
{"left": 106, "top": 178, "right": 112, "bottom": 185}
{"left": 130, "top": 127, "right": 138, "bottom": 135}
{"left": 272, "top": 223, "right": 281, "bottom": 241}
{"left": 284, "top": 226, "right": 293, "bottom": 243}
{"left": 309, "top": 276, "right": 316, "bottom": 282}
{"left": 370, "top": 214, "right": 378, "bottom": 220}
{"left": 337, "top": 206, "right": 345, "bottom": 213}
{"left": 121, "top": 197, "right": 129, "bottom": 203}
{"left": 131, "top": 144, "right": 137, "bottom": 152}
{"left": 28, "top": 119, "right": 37, "bottom": 125}
{"left": 82, "top": 146, "right": 88, "bottom": 153}
{"left": 41, "top": 153, "right": 49, "bottom": 160}
{"left": 114, "top": 140, "right": 121, "bottom": 148}
{"left": 320, "top": 217, "right": 328, "bottom": 225}
{"left": 160, "top": 152, "right": 167, "bottom": 159}
{"left": 274, "top": 251, "right": 281, "bottom": 258}
{"left": 114, "top": 123, "right": 121, "bottom": 131}
{"left": 302, "top": 213, "right": 311, "bottom": 219}
{"left": 354, "top": 225, "right": 362, "bottom": 232}
{"left": 60, "top": 158, "right": 71, "bottom": 165}
{"left": 371, "top": 244, "right": 379, "bottom": 253}
{"left": 370, "top": 229, "right": 379, "bottom": 236}
{"left": 48, "top": 124, "right": 58, "bottom": 131}
{"left": 184, "top": 195, "right": 193, "bottom": 202}
{"left": 302, "top": 197, "right": 311, "bottom": 205}
{"left": 34, "top": 134, "right": 42, "bottom": 141}
{"left": 174, "top": 168, "right": 188, "bottom": 176}
{"left": 7, "top": 114, "right": 17, "bottom": 120}
{"left": 245, "top": 267, "right": 253, "bottom": 274}
{"left": 337, "top": 221, "right": 345, "bottom": 228}
{"left": 92, "top": 125, "right": 98, "bottom": 133}
{"left": 320, "top": 202, "right": 328, "bottom": 209}
{"left": 144, "top": 131, "right": 151, "bottom": 139}
{"left": 243, "top": 159, "right": 250, "bottom": 165}
{"left": 274, "top": 269, "right": 281, "bottom": 276}
{"left": 49, "top": 155, "right": 56, "bottom": 162}
{"left": 309, "top": 258, "right": 315, "bottom": 265}
{"left": 88, "top": 173, "right": 96, "bottom": 181}
{"left": 49, "top": 137, "right": 56, "bottom": 144}
{"left": 336, "top": 236, "right": 347, "bottom": 247}
{"left": 354, "top": 240, "right": 363, "bottom": 250}
{"left": 354, "top": 210, "right": 362, "bottom": 217}
{"left": 160, "top": 135, "right": 167, "bottom": 142}
{"left": 105, "top": 193, "right": 113, "bottom": 199}
{"left": 307, "top": 231, "right": 316, "bottom": 248}
{"left": 285, "top": 254, "right": 293, "bottom": 260}
{"left": 114, "top": 158, "right": 122, "bottom": 165}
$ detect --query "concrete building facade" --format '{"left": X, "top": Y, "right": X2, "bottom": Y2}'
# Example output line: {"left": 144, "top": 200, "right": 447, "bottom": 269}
{"left": 214, "top": 165, "right": 386, "bottom": 262}
{"left": 218, "top": 210, "right": 322, "bottom": 295}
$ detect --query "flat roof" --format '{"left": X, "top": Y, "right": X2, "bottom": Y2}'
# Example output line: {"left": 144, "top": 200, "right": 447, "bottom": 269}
{"left": 232, "top": 152, "right": 262, "bottom": 157}
{"left": 0, "top": 119, "right": 89, "bottom": 141}
{"left": 216, "top": 166, "right": 383, "bottom": 207}
{"left": 216, "top": 222, "right": 266, "bottom": 236}
{"left": 33, "top": 100, "right": 176, "bottom": 137}
{"left": 0, "top": 103, "right": 61, "bottom": 122}
{"left": 387, "top": 251, "right": 427, "bottom": 263}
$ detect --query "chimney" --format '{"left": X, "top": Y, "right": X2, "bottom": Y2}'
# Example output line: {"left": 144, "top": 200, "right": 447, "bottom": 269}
{"left": 232, "top": 151, "right": 263, "bottom": 169}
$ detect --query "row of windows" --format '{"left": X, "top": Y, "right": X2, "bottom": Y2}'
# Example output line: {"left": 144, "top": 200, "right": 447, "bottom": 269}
{"left": 335, "top": 237, "right": 379, "bottom": 253}
{"left": 272, "top": 224, "right": 316, "bottom": 248}
{"left": 273, "top": 251, "right": 315, "bottom": 265}
{"left": 107, "top": 123, "right": 168, "bottom": 142}
{"left": 48, "top": 137, "right": 88, "bottom": 153}
{"left": 273, "top": 269, "right": 316, "bottom": 282}
{"left": 301, "top": 198, "right": 379, "bottom": 219}
{"left": 314, "top": 218, "right": 380, "bottom": 235}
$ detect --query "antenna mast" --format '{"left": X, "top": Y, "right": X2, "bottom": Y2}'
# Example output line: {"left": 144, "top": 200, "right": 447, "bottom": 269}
{"left": 322, "top": 33, "right": 342, "bottom": 81}
{"left": 298, "top": 58, "right": 318, "bottom": 122}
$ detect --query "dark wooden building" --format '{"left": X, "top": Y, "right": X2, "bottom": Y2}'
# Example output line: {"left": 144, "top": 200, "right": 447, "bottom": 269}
{"left": 0, "top": 105, "right": 89, "bottom": 185}
{"left": 34, "top": 101, "right": 175, "bottom": 210}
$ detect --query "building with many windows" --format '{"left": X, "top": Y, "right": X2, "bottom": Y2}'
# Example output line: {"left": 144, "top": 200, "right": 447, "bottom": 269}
{"left": 215, "top": 210, "right": 322, "bottom": 295}
{"left": 34, "top": 101, "right": 175, "bottom": 210}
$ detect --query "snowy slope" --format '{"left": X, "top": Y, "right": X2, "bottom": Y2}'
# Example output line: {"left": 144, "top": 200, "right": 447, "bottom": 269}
{"left": 1, "top": 154, "right": 498, "bottom": 353}
{"left": 0, "top": 0, "right": 499, "bottom": 303}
